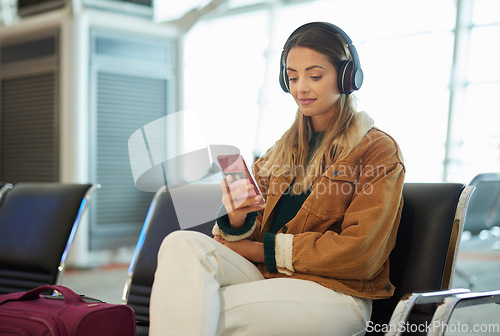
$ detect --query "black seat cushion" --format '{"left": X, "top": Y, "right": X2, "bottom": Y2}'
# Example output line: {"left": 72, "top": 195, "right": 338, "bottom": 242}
{"left": 127, "top": 183, "right": 221, "bottom": 322}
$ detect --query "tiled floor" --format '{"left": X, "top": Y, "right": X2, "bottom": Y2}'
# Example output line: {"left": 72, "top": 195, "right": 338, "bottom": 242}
{"left": 62, "top": 263, "right": 129, "bottom": 304}
{"left": 62, "top": 233, "right": 500, "bottom": 334}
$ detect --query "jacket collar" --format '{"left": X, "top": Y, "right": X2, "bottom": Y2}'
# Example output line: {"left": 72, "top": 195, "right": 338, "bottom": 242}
{"left": 331, "top": 111, "right": 374, "bottom": 150}
{"left": 289, "top": 111, "right": 374, "bottom": 155}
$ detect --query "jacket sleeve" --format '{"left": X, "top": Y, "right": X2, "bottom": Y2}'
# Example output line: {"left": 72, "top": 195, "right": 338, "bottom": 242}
{"left": 284, "top": 136, "right": 405, "bottom": 280}
{"left": 213, "top": 208, "right": 258, "bottom": 241}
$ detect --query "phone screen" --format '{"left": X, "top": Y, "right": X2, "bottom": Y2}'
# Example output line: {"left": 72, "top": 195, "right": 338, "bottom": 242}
{"left": 217, "top": 154, "right": 265, "bottom": 205}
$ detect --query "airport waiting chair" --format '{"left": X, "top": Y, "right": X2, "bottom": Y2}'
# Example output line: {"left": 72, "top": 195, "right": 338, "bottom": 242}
{"left": 123, "top": 183, "right": 221, "bottom": 336}
{"left": 368, "top": 183, "right": 474, "bottom": 335}
{"left": 453, "top": 173, "right": 500, "bottom": 288}
{"left": 0, "top": 183, "right": 99, "bottom": 295}
{"left": 462, "top": 173, "right": 500, "bottom": 235}
{"left": 124, "top": 183, "right": 474, "bottom": 336}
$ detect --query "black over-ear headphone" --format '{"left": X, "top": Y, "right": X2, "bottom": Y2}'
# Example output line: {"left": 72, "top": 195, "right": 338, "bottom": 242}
{"left": 279, "top": 22, "right": 363, "bottom": 95}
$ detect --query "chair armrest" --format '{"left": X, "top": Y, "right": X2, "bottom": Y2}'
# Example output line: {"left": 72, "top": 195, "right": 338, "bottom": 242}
{"left": 385, "top": 288, "right": 470, "bottom": 336}
{"left": 428, "top": 289, "right": 500, "bottom": 336}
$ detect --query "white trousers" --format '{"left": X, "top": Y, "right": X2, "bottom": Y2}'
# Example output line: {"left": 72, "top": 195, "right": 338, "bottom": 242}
{"left": 150, "top": 231, "right": 372, "bottom": 336}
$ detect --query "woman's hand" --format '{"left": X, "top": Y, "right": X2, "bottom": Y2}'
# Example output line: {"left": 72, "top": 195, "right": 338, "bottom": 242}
{"left": 220, "top": 175, "right": 265, "bottom": 228}
{"left": 214, "top": 236, "right": 264, "bottom": 263}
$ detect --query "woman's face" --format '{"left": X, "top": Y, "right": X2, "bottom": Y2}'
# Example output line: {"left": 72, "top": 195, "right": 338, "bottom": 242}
{"left": 285, "top": 47, "right": 341, "bottom": 131}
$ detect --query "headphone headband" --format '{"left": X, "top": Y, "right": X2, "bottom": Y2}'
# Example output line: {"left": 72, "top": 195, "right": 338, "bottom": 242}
{"left": 279, "top": 22, "right": 363, "bottom": 95}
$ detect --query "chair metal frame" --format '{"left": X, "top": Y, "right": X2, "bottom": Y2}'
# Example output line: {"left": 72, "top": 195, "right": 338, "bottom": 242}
{"left": 385, "top": 288, "right": 470, "bottom": 336}
{"left": 442, "top": 186, "right": 475, "bottom": 287}
{"left": 122, "top": 185, "right": 167, "bottom": 303}
{"left": 0, "top": 183, "right": 13, "bottom": 200}
{"left": 428, "top": 289, "right": 500, "bottom": 336}
{"left": 56, "top": 183, "right": 101, "bottom": 284}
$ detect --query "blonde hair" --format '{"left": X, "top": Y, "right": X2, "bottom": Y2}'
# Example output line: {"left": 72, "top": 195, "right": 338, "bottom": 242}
{"left": 258, "top": 25, "right": 359, "bottom": 195}
{"left": 258, "top": 95, "right": 358, "bottom": 195}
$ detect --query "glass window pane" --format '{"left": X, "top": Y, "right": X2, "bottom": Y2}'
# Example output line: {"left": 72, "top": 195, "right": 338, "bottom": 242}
{"left": 280, "top": 0, "right": 455, "bottom": 40}
{"left": 183, "top": 10, "right": 269, "bottom": 162}
{"left": 357, "top": 32, "right": 454, "bottom": 182}
{"left": 452, "top": 83, "right": 500, "bottom": 182}
{"left": 468, "top": 25, "right": 500, "bottom": 83}
{"left": 183, "top": 0, "right": 456, "bottom": 181}
{"left": 473, "top": 0, "right": 500, "bottom": 25}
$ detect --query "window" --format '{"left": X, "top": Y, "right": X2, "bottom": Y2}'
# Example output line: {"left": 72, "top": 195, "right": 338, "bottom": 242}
{"left": 183, "top": 10, "right": 270, "bottom": 163}
{"left": 446, "top": 5, "right": 500, "bottom": 183}
{"left": 183, "top": 0, "right": 467, "bottom": 183}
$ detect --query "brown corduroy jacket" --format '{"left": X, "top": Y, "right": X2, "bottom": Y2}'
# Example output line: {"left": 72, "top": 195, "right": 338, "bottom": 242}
{"left": 214, "top": 111, "right": 405, "bottom": 299}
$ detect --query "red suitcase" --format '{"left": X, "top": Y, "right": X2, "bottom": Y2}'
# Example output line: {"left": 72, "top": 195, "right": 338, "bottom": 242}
{"left": 0, "top": 284, "right": 136, "bottom": 336}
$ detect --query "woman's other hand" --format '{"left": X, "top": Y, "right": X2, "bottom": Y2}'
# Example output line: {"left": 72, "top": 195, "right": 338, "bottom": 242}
{"left": 214, "top": 236, "right": 265, "bottom": 263}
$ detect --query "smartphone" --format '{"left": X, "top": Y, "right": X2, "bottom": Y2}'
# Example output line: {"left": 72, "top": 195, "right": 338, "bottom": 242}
{"left": 217, "top": 154, "right": 265, "bottom": 205}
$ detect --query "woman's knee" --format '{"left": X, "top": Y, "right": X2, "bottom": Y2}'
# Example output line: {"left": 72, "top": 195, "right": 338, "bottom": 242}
{"left": 158, "top": 230, "right": 213, "bottom": 258}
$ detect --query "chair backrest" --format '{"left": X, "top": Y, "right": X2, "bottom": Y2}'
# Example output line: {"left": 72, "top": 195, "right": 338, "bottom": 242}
{"left": 0, "top": 183, "right": 98, "bottom": 295}
{"left": 463, "top": 173, "right": 500, "bottom": 234}
{"left": 124, "top": 183, "right": 222, "bottom": 323}
{"left": 369, "top": 183, "right": 473, "bottom": 334}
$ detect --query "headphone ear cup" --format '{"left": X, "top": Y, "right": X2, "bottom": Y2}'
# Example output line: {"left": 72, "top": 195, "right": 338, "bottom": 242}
{"left": 279, "top": 63, "right": 289, "bottom": 92}
{"left": 337, "top": 60, "right": 352, "bottom": 94}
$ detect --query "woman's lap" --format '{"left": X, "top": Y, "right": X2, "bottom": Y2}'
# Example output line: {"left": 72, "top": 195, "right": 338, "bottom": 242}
{"left": 218, "top": 277, "right": 371, "bottom": 336}
{"left": 152, "top": 231, "right": 371, "bottom": 336}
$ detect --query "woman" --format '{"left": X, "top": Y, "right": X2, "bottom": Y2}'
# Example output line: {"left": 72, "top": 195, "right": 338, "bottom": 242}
{"left": 150, "top": 22, "right": 405, "bottom": 336}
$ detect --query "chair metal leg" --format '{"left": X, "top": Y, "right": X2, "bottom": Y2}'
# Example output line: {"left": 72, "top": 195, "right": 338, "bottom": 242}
{"left": 428, "top": 290, "right": 500, "bottom": 336}
{"left": 385, "top": 288, "right": 470, "bottom": 336}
